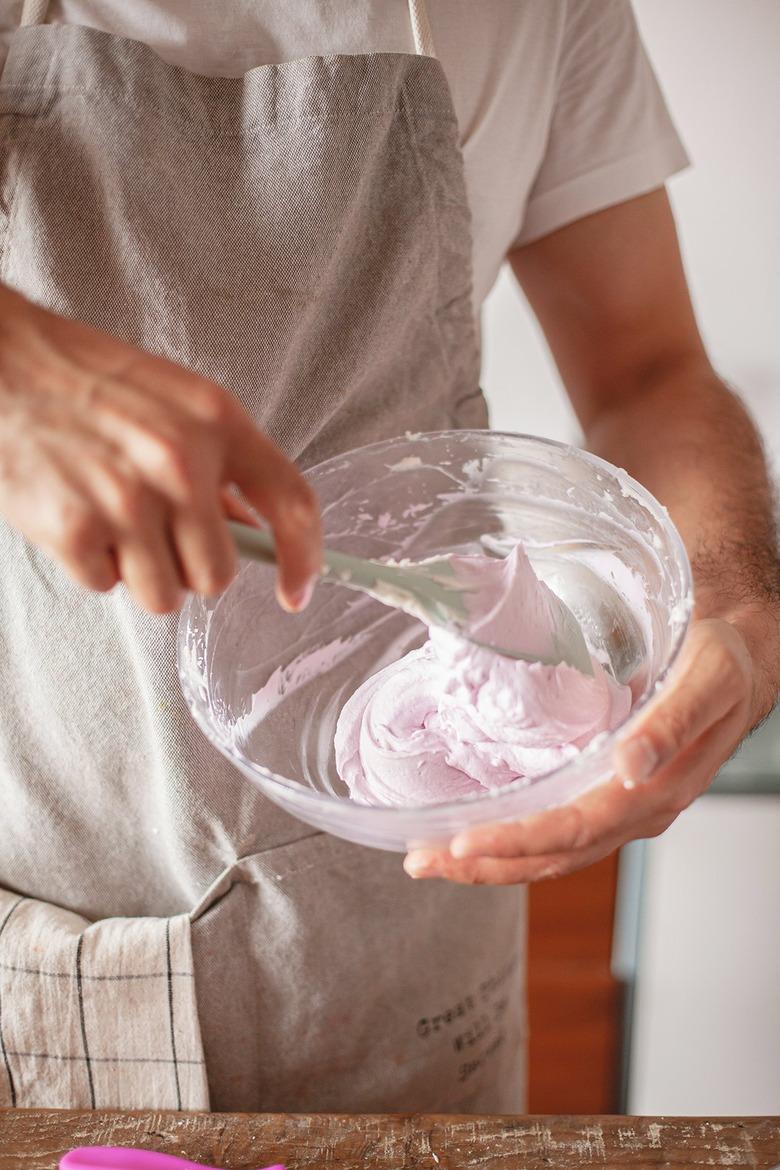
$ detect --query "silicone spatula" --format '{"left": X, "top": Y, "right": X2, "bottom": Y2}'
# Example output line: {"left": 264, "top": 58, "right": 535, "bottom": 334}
{"left": 229, "top": 521, "right": 594, "bottom": 674}
{"left": 60, "top": 1149, "right": 285, "bottom": 1170}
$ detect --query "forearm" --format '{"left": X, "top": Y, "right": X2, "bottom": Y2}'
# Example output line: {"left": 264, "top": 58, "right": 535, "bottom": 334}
{"left": 584, "top": 358, "right": 780, "bottom": 718}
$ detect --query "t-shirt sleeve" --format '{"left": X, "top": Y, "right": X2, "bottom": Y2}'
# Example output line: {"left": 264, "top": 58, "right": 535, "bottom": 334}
{"left": 514, "top": 0, "right": 689, "bottom": 247}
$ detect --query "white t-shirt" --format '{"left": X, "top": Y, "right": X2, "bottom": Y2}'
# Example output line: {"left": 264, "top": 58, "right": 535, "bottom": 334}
{"left": 0, "top": 0, "right": 688, "bottom": 306}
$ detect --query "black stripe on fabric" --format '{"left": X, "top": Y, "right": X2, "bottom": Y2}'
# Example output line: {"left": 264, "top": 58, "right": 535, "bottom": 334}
{"left": 75, "top": 935, "right": 96, "bottom": 1108}
{"left": 0, "top": 897, "right": 25, "bottom": 1107}
{"left": 7, "top": 1050, "right": 205, "bottom": 1066}
{"left": 0, "top": 962, "right": 193, "bottom": 981}
{"left": 165, "top": 920, "right": 182, "bottom": 1110}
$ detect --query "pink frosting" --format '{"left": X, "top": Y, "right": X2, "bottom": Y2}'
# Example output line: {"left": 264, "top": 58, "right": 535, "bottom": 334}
{"left": 334, "top": 544, "right": 632, "bottom": 808}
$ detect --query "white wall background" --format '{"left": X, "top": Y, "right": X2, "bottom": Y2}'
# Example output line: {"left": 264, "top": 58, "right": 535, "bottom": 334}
{"left": 630, "top": 797, "right": 780, "bottom": 1115}
{"left": 480, "top": 0, "right": 780, "bottom": 1115}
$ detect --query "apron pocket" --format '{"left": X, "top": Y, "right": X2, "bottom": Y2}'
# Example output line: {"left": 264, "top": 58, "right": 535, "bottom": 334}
{"left": 0, "top": 888, "right": 209, "bottom": 1110}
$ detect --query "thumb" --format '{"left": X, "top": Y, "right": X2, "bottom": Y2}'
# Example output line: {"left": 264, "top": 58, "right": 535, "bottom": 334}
{"left": 614, "top": 619, "right": 752, "bottom": 784}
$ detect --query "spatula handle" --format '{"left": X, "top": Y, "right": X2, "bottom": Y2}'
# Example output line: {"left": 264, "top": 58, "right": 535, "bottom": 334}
{"left": 228, "top": 521, "right": 363, "bottom": 585}
{"left": 228, "top": 520, "right": 277, "bottom": 567}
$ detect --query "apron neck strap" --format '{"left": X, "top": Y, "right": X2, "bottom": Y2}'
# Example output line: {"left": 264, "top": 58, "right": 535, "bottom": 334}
{"left": 20, "top": 0, "right": 49, "bottom": 25}
{"left": 408, "top": 0, "right": 437, "bottom": 58}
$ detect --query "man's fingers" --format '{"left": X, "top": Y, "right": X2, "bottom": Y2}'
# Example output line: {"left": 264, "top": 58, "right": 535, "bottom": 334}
{"left": 451, "top": 805, "right": 590, "bottom": 861}
{"left": 227, "top": 431, "right": 321, "bottom": 611}
{"left": 0, "top": 295, "right": 322, "bottom": 617}
{"left": 115, "top": 525, "right": 184, "bottom": 614}
{"left": 171, "top": 504, "right": 237, "bottom": 596}
{"left": 405, "top": 838, "right": 623, "bottom": 885}
{"left": 450, "top": 774, "right": 640, "bottom": 860}
{"left": 614, "top": 619, "right": 752, "bottom": 784}
{"left": 63, "top": 547, "right": 120, "bottom": 594}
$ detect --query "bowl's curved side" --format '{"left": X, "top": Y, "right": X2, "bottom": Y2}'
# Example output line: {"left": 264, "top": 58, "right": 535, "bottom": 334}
{"left": 177, "top": 429, "right": 694, "bottom": 853}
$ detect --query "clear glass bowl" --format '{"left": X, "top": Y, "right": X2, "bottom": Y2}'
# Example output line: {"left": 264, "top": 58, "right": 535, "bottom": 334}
{"left": 178, "top": 430, "right": 692, "bottom": 851}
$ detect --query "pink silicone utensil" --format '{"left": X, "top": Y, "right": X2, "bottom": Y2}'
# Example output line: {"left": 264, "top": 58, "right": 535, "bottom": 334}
{"left": 60, "top": 1149, "right": 285, "bottom": 1170}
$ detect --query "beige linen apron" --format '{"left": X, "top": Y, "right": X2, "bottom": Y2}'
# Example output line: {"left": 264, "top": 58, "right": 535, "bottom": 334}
{"left": 0, "top": 0, "right": 527, "bottom": 1112}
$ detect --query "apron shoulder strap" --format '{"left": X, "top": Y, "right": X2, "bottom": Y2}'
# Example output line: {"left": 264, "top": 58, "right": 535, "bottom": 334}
{"left": 20, "top": 0, "right": 49, "bottom": 26}
{"left": 407, "top": 0, "right": 436, "bottom": 58}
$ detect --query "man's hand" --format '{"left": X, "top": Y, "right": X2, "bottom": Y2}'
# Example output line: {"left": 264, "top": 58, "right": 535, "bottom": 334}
{"left": 406, "top": 188, "right": 780, "bottom": 885}
{"left": 0, "top": 284, "right": 321, "bottom": 613}
{"left": 404, "top": 616, "right": 769, "bottom": 883}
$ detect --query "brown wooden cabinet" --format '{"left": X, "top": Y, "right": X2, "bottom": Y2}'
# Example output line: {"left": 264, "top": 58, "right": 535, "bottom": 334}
{"left": 526, "top": 852, "right": 624, "bottom": 1113}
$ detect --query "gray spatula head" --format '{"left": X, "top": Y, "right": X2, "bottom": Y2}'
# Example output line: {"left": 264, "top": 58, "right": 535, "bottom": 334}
{"left": 228, "top": 521, "right": 593, "bottom": 674}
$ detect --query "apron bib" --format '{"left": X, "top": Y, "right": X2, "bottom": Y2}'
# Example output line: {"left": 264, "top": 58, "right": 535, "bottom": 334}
{"left": 0, "top": 0, "right": 526, "bottom": 1112}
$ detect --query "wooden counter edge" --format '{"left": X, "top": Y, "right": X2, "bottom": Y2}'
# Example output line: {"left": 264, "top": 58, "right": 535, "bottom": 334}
{"left": 1, "top": 1109, "right": 779, "bottom": 1169}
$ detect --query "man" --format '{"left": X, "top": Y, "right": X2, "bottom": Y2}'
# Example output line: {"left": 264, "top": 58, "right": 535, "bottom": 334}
{"left": 0, "top": 0, "right": 777, "bottom": 1114}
